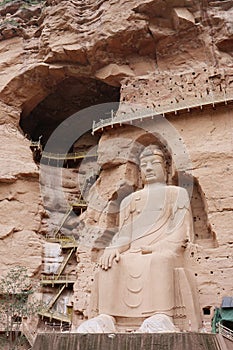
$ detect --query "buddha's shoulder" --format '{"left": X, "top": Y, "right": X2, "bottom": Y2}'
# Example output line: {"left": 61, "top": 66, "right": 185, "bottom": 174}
{"left": 121, "top": 188, "right": 144, "bottom": 203}
{"left": 166, "top": 185, "right": 189, "bottom": 195}
{"left": 166, "top": 185, "right": 188, "bottom": 192}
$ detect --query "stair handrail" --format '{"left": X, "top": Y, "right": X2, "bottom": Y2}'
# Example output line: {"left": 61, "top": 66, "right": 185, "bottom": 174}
{"left": 219, "top": 323, "right": 233, "bottom": 342}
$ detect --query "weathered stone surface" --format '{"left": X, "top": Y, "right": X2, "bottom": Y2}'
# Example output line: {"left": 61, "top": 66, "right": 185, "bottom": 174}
{"left": 172, "top": 7, "right": 195, "bottom": 30}
{"left": 95, "top": 64, "right": 134, "bottom": 87}
{"left": 0, "top": 123, "right": 43, "bottom": 276}
{"left": 33, "top": 333, "right": 223, "bottom": 350}
{"left": 78, "top": 162, "right": 139, "bottom": 247}
{"left": 0, "top": 224, "right": 15, "bottom": 239}
{"left": 0, "top": 229, "right": 42, "bottom": 276}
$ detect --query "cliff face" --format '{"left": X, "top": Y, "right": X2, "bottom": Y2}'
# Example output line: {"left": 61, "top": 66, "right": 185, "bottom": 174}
{"left": 0, "top": 0, "right": 232, "bottom": 332}
{"left": 1, "top": 0, "right": 232, "bottom": 121}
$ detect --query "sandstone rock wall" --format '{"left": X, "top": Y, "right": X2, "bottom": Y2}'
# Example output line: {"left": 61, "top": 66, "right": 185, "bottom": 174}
{"left": 0, "top": 124, "right": 43, "bottom": 276}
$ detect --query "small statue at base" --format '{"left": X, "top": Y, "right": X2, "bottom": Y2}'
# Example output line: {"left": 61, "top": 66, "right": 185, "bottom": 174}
{"left": 77, "top": 145, "right": 201, "bottom": 333}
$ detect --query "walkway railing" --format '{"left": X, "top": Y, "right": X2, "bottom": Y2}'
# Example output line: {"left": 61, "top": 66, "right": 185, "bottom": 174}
{"left": 42, "top": 151, "right": 97, "bottom": 160}
{"left": 41, "top": 274, "right": 76, "bottom": 283}
{"left": 46, "top": 235, "right": 78, "bottom": 247}
{"left": 21, "top": 320, "right": 36, "bottom": 346}
{"left": 92, "top": 93, "right": 233, "bottom": 134}
{"left": 38, "top": 310, "right": 71, "bottom": 324}
{"left": 219, "top": 323, "right": 233, "bottom": 342}
{"left": 71, "top": 199, "right": 87, "bottom": 207}
{"left": 31, "top": 141, "right": 41, "bottom": 148}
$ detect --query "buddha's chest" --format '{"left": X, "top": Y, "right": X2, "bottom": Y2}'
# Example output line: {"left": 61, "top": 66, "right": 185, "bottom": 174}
{"left": 130, "top": 189, "right": 170, "bottom": 228}
{"left": 132, "top": 189, "right": 167, "bottom": 213}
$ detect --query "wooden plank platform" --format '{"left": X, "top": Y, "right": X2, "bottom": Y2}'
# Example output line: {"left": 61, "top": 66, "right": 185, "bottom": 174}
{"left": 38, "top": 310, "right": 71, "bottom": 324}
{"left": 40, "top": 278, "right": 76, "bottom": 285}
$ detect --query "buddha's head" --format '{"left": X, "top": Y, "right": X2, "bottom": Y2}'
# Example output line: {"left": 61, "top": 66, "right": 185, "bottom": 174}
{"left": 140, "top": 145, "right": 166, "bottom": 185}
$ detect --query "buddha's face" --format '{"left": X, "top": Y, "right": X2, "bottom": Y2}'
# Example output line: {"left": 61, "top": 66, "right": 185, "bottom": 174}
{"left": 140, "top": 154, "right": 166, "bottom": 185}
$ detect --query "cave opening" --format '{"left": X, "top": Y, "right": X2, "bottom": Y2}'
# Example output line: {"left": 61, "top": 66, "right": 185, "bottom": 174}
{"left": 20, "top": 76, "right": 121, "bottom": 148}
{"left": 19, "top": 76, "right": 120, "bottom": 243}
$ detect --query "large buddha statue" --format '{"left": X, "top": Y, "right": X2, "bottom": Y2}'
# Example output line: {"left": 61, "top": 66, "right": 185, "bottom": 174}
{"left": 77, "top": 145, "right": 201, "bottom": 333}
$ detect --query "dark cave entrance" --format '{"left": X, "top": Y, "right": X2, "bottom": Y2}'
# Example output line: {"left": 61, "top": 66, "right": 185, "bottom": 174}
{"left": 20, "top": 77, "right": 121, "bottom": 147}
{"left": 19, "top": 76, "right": 120, "bottom": 239}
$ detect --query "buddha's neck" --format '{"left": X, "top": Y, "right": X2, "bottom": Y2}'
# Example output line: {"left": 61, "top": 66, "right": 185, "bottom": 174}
{"left": 144, "top": 182, "right": 166, "bottom": 190}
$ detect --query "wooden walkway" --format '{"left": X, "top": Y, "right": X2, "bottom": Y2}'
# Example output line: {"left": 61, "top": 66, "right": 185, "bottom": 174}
{"left": 41, "top": 151, "right": 97, "bottom": 161}
{"left": 38, "top": 310, "right": 71, "bottom": 324}
{"left": 41, "top": 274, "right": 77, "bottom": 286}
{"left": 30, "top": 142, "right": 97, "bottom": 163}
{"left": 46, "top": 235, "right": 78, "bottom": 249}
{"left": 92, "top": 93, "right": 233, "bottom": 134}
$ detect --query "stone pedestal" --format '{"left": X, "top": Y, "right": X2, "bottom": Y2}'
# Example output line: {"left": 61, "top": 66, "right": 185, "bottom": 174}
{"left": 33, "top": 333, "right": 224, "bottom": 350}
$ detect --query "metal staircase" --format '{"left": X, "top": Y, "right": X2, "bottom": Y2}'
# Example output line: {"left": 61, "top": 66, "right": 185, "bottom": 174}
{"left": 219, "top": 323, "right": 233, "bottom": 342}
{"left": 53, "top": 207, "right": 73, "bottom": 237}
{"left": 56, "top": 248, "right": 75, "bottom": 279}
{"left": 39, "top": 199, "right": 88, "bottom": 326}
{"left": 32, "top": 141, "right": 90, "bottom": 328}
{"left": 52, "top": 199, "right": 87, "bottom": 237}
{"left": 39, "top": 238, "right": 77, "bottom": 324}
{"left": 46, "top": 285, "right": 66, "bottom": 310}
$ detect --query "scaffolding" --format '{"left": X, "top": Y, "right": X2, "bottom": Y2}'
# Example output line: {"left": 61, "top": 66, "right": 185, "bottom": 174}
{"left": 30, "top": 140, "right": 97, "bottom": 164}
{"left": 39, "top": 239, "right": 76, "bottom": 324}
{"left": 38, "top": 310, "right": 71, "bottom": 324}
{"left": 39, "top": 199, "right": 87, "bottom": 325}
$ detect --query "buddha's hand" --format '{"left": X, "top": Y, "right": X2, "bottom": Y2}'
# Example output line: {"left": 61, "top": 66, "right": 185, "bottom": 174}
{"left": 99, "top": 248, "right": 120, "bottom": 270}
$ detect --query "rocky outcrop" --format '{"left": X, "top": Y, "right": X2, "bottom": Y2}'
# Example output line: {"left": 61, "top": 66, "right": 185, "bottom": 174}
{"left": 0, "top": 0, "right": 232, "bottom": 118}
{"left": 0, "top": 124, "right": 43, "bottom": 276}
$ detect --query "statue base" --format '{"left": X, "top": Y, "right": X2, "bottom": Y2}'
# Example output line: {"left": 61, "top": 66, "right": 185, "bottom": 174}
{"left": 33, "top": 332, "right": 224, "bottom": 350}
{"left": 76, "top": 314, "right": 178, "bottom": 333}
